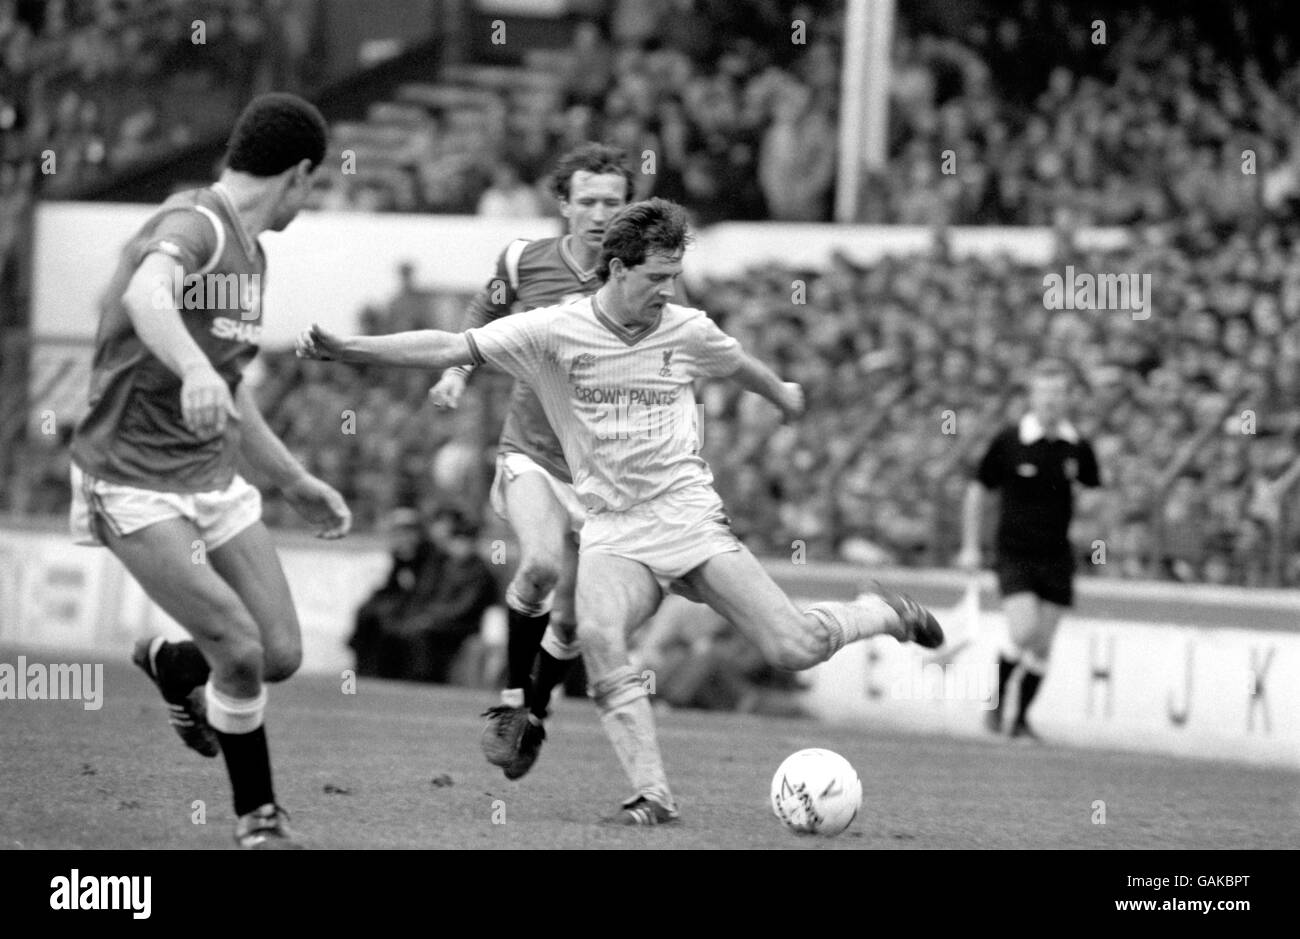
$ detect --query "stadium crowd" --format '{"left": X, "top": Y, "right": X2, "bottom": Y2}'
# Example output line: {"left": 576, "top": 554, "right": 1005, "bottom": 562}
{"left": 1, "top": 0, "right": 312, "bottom": 191}
{"left": 220, "top": 206, "right": 1297, "bottom": 590}
{"left": 875, "top": 2, "right": 1300, "bottom": 227}
{"left": 5, "top": 0, "right": 1300, "bottom": 590}
{"left": 310, "top": 0, "right": 1300, "bottom": 229}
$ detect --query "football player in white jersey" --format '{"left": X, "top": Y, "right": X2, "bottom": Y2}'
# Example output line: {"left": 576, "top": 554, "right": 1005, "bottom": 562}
{"left": 297, "top": 199, "right": 943, "bottom": 824}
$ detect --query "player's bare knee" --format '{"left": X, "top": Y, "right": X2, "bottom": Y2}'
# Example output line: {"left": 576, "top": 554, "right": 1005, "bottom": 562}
{"left": 184, "top": 596, "right": 257, "bottom": 647}
{"left": 549, "top": 618, "right": 578, "bottom": 646}
{"left": 262, "top": 640, "right": 302, "bottom": 683}
{"left": 215, "top": 636, "right": 265, "bottom": 686}
{"left": 516, "top": 556, "right": 561, "bottom": 599}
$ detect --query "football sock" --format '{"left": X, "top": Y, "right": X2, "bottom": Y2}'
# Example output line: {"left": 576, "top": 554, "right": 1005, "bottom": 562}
{"left": 532, "top": 651, "right": 572, "bottom": 719}
{"left": 995, "top": 656, "right": 1018, "bottom": 714}
{"left": 1017, "top": 668, "right": 1044, "bottom": 725}
{"left": 591, "top": 665, "right": 672, "bottom": 806}
{"left": 506, "top": 607, "right": 550, "bottom": 706}
{"left": 157, "top": 639, "right": 212, "bottom": 700}
{"left": 205, "top": 683, "right": 274, "bottom": 816}
{"left": 531, "top": 624, "right": 581, "bottom": 719}
{"left": 805, "top": 596, "right": 897, "bottom": 659}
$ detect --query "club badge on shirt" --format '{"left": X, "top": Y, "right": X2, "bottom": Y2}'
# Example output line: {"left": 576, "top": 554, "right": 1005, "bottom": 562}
{"left": 1017, "top": 463, "right": 1038, "bottom": 477}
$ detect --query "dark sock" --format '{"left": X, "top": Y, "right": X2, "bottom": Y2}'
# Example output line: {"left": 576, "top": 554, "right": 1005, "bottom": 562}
{"left": 530, "top": 649, "right": 573, "bottom": 720}
{"left": 1017, "top": 670, "right": 1043, "bottom": 725}
{"left": 215, "top": 725, "right": 276, "bottom": 817}
{"left": 995, "top": 656, "right": 1017, "bottom": 715}
{"left": 506, "top": 608, "right": 549, "bottom": 702}
{"left": 158, "top": 641, "right": 212, "bottom": 700}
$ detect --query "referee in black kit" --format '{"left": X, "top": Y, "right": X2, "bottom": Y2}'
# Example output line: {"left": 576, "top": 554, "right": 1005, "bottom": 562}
{"left": 957, "top": 359, "right": 1101, "bottom": 740}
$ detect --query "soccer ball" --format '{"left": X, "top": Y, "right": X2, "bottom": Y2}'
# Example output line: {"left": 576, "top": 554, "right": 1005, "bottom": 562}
{"left": 770, "top": 748, "right": 862, "bottom": 836}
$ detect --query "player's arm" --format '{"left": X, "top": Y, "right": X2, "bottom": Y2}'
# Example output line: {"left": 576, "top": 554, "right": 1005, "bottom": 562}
{"left": 234, "top": 382, "right": 351, "bottom": 538}
{"left": 122, "top": 251, "right": 235, "bottom": 438}
{"left": 430, "top": 249, "right": 519, "bottom": 408}
{"left": 690, "top": 313, "right": 801, "bottom": 419}
{"left": 725, "top": 352, "right": 804, "bottom": 421}
{"left": 296, "top": 323, "right": 475, "bottom": 371}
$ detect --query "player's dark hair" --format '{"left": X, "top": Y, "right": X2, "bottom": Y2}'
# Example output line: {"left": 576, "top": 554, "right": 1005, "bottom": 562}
{"left": 550, "top": 142, "right": 635, "bottom": 202}
{"left": 226, "top": 93, "right": 328, "bottom": 177}
{"left": 597, "top": 198, "right": 693, "bottom": 281}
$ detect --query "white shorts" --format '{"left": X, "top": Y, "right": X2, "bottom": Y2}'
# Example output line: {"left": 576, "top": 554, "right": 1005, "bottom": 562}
{"left": 70, "top": 463, "right": 262, "bottom": 550}
{"left": 490, "top": 451, "right": 585, "bottom": 534}
{"left": 580, "top": 484, "right": 741, "bottom": 592}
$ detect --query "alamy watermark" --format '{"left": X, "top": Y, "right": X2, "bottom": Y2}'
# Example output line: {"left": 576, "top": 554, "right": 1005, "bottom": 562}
{"left": 890, "top": 658, "right": 998, "bottom": 710}
{"left": 0, "top": 656, "right": 104, "bottom": 710}
{"left": 50, "top": 869, "right": 150, "bottom": 919}
{"left": 1043, "top": 266, "right": 1151, "bottom": 320}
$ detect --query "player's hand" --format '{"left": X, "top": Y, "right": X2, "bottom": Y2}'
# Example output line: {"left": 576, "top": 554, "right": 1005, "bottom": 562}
{"left": 181, "top": 364, "right": 238, "bottom": 438}
{"left": 295, "top": 323, "right": 345, "bottom": 361}
{"left": 429, "top": 369, "right": 467, "bottom": 410}
{"left": 283, "top": 475, "right": 352, "bottom": 539}
{"left": 955, "top": 545, "right": 982, "bottom": 573}
{"left": 777, "top": 382, "right": 805, "bottom": 421}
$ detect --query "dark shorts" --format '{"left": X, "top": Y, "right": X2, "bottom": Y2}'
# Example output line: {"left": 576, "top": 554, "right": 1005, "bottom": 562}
{"left": 995, "top": 553, "right": 1074, "bottom": 607}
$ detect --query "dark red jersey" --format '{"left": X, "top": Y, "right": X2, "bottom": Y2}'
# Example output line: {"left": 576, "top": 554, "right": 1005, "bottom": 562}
{"left": 71, "top": 186, "right": 266, "bottom": 492}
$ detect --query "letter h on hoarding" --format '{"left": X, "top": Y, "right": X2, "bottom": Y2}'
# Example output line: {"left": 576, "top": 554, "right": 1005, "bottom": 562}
{"left": 1087, "top": 633, "right": 1114, "bottom": 719}
{"left": 1247, "top": 646, "right": 1273, "bottom": 734}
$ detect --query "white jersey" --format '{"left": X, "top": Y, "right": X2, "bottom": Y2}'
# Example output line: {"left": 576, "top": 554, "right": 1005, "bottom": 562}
{"left": 464, "top": 296, "right": 743, "bottom": 513}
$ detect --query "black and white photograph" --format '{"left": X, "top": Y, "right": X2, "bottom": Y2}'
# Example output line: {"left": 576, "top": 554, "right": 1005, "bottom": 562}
{"left": 0, "top": 0, "right": 1294, "bottom": 902}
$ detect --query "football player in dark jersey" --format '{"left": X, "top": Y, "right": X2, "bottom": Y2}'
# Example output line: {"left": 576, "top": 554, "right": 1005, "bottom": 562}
{"left": 69, "top": 94, "right": 351, "bottom": 848}
{"left": 428, "top": 143, "right": 634, "bottom": 779}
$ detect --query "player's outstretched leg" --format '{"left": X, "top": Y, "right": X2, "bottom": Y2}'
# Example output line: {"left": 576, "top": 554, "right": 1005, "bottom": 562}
{"left": 678, "top": 546, "right": 944, "bottom": 673}
{"left": 132, "top": 636, "right": 219, "bottom": 757}
{"left": 864, "top": 582, "right": 945, "bottom": 649}
{"left": 576, "top": 552, "right": 678, "bottom": 824}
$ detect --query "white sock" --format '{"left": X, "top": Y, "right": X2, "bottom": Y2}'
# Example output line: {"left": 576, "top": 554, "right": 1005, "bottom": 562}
{"left": 204, "top": 683, "right": 267, "bottom": 734}
{"left": 806, "top": 596, "right": 901, "bottom": 657}
{"left": 600, "top": 697, "right": 672, "bottom": 806}
{"left": 591, "top": 665, "right": 672, "bottom": 805}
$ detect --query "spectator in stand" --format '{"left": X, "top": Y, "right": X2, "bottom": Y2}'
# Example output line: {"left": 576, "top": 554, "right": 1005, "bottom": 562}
{"left": 350, "top": 507, "right": 503, "bottom": 684}
{"left": 401, "top": 508, "right": 503, "bottom": 684}
{"left": 476, "top": 160, "right": 544, "bottom": 218}
{"left": 349, "top": 507, "right": 443, "bottom": 679}
{"left": 758, "top": 79, "right": 836, "bottom": 221}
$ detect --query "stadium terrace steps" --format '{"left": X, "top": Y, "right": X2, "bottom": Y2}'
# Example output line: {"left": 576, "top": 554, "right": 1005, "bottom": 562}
{"left": 395, "top": 84, "right": 501, "bottom": 110}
